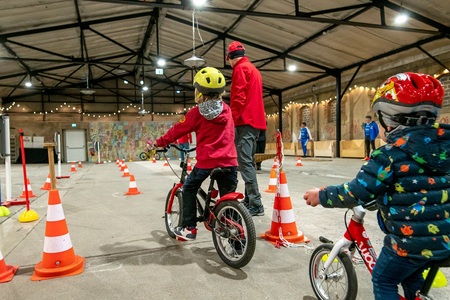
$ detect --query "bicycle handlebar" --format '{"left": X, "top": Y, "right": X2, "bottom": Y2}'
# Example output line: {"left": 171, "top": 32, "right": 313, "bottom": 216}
{"left": 154, "top": 144, "right": 196, "bottom": 153}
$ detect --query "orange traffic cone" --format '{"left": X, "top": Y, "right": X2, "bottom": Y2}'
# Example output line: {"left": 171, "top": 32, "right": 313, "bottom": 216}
{"left": 122, "top": 165, "right": 130, "bottom": 177}
{"left": 296, "top": 157, "right": 303, "bottom": 166}
{"left": 70, "top": 162, "right": 76, "bottom": 172}
{"left": 152, "top": 157, "right": 157, "bottom": 163}
{"left": 78, "top": 161, "right": 83, "bottom": 168}
{"left": 31, "top": 190, "right": 85, "bottom": 281}
{"left": 20, "top": 178, "right": 36, "bottom": 198}
{"left": 271, "top": 157, "right": 278, "bottom": 170}
{"left": 264, "top": 169, "right": 277, "bottom": 193}
{"left": 262, "top": 172, "right": 308, "bottom": 244}
{"left": 163, "top": 158, "right": 169, "bottom": 167}
{"left": 118, "top": 160, "right": 123, "bottom": 169}
{"left": 125, "top": 175, "right": 141, "bottom": 195}
{"left": 120, "top": 162, "right": 126, "bottom": 172}
{"left": 187, "top": 158, "right": 192, "bottom": 171}
{"left": 0, "top": 249, "right": 18, "bottom": 283}
{"left": 115, "top": 159, "right": 119, "bottom": 165}
{"left": 41, "top": 174, "right": 52, "bottom": 190}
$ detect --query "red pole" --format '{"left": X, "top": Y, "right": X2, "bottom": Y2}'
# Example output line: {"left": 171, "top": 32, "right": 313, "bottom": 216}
{"left": 19, "top": 129, "right": 30, "bottom": 211}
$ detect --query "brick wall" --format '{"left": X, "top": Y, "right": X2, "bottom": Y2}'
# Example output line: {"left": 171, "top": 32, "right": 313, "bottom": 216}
{"left": 440, "top": 75, "right": 450, "bottom": 108}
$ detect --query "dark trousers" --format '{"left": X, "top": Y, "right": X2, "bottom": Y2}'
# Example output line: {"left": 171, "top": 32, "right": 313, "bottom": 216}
{"left": 182, "top": 166, "right": 238, "bottom": 227}
{"left": 364, "top": 137, "right": 376, "bottom": 158}
{"left": 255, "top": 140, "right": 266, "bottom": 169}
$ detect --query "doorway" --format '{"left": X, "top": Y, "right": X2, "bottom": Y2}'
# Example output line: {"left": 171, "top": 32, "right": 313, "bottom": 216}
{"left": 63, "top": 129, "right": 87, "bottom": 162}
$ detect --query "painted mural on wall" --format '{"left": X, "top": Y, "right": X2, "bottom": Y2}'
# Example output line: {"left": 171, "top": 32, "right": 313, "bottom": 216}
{"left": 88, "top": 121, "right": 175, "bottom": 161}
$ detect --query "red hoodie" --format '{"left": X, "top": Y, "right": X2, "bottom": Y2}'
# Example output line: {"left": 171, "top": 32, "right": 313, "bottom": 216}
{"left": 156, "top": 103, "right": 238, "bottom": 169}
{"left": 230, "top": 56, "right": 267, "bottom": 130}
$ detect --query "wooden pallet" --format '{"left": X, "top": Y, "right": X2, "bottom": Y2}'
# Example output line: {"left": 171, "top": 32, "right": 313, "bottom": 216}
{"left": 254, "top": 153, "right": 275, "bottom": 164}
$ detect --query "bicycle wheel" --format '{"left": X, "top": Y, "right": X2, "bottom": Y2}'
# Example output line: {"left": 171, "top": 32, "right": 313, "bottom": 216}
{"left": 309, "top": 243, "right": 358, "bottom": 300}
{"left": 139, "top": 152, "right": 148, "bottom": 161}
{"left": 164, "top": 187, "right": 183, "bottom": 239}
{"left": 211, "top": 201, "right": 256, "bottom": 269}
{"left": 155, "top": 153, "right": 161, "bottom": 160}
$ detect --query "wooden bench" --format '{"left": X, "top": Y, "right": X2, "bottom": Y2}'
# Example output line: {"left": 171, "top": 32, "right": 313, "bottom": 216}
{"left": 254, "top": 153, "right": 275, "bottom": 164}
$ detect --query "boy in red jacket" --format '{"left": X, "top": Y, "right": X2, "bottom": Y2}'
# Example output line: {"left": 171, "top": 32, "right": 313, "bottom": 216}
{"left": 155, "top": 67, "right": 238, "bottom": 241}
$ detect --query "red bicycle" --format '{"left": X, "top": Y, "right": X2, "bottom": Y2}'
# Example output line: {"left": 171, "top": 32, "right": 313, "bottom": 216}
{"left": 309, "top": 201, "right": 450, "bottom": 300}
{"left": 158, "top": 144, "right": 256, "bottom": 269}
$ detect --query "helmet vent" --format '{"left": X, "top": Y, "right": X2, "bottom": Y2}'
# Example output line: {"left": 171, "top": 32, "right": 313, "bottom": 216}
{"left": 206, "top": 77, "right": 211, "bottom": 84}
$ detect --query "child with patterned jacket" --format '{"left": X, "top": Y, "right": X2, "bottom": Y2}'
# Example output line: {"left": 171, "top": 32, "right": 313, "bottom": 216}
{"left": 303, "top": 72, "right": 449, "bottom": 300}
{"left": 155, "top": 67, "right": 238, "bottom": 241}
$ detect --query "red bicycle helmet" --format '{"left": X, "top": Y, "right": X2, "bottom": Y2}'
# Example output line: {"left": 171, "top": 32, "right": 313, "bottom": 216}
{"left": 372, "top": 72, "right": 444, "bottom": 129}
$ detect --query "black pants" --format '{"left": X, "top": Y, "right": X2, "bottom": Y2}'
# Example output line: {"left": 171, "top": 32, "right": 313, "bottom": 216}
{"left": 364, "top": 137, "right": 376, "bottom": 158}
{"left": 182, "top": 166, "right": 238, "bottom": 227}
{"left": 255, "top": 140, "right": 266, "bottom": 169}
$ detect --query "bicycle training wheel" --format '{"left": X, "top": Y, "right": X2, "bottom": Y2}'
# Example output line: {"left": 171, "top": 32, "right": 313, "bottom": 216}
{"left": 212, "top": 201, "right": 256, "bottom": 269}
{"left": 309, "top": 243, "right": 358, "bottom": 300}
{"left": 164, "top": 187, "right": 183, "bottom": 239}
{"left": 139, "top": 152, "right": 148, "bottom": 161}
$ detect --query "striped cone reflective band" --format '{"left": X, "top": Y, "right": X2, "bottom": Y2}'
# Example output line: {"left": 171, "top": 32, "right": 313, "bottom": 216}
{"left": 122, "top": 165, "right": 130, "bottom": 177}
{"left": 125, "top": 175, "right": 141, "bottom": 195}
{"left": 152, "top": 157, "right": 156, "bottom": 163}
{"left": 78, "top": 161, "right": 83, "bottom": 168}
{"left": 115, "top": 159, "right": 119, "bottom": 165}
{"left": 264, "top": 169, "right": 277, "bottom": 193}
{"left": 296, "top": 157, "right": 303, "bottom": 166}
{"left": 20, "top": 178, "right": 36, "bottom": 198}
{"left": 41, "top": 174, "right": 52, "bottom": 190}
{"left": 31, "top": 189, "right": 85, "bottom": 281}
{"left": 262, "top": 172, "right": 308, "bottom": 244}
{"left": 70, "top": 162, "right": 76, "bottom": 172}
{"left": 163, "top": 158, "right": 169, "bottom": 166}
{"left": 0, "top": 250, "right": 18, "bottom": 283}
{"left": 271, "top": 158, "right": 278, "bottom": 169}
{"left": 187, "top": 158, "right": 192, "bottom": 171}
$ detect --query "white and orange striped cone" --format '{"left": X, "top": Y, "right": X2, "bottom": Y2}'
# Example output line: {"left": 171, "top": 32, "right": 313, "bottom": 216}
{"left": 264, "top": 169, "right": 277, "bottom": 193}
{"left": 187, "top": 158, "right": 192, "bottom": 171}
{"left": 115, "top": 159, "right": 119, "bottom": 165}
{"left": 78, "top": 161, "right": 83, "bottom": 168}
{"left": 122, "top": 165, "right": 130, "bottom": 177}
{"left": 163, "top": 158, "right": 169, "bottom": 167}
{"left": 31, "top": 189, "right": 85, "bottom": 281}
{"left": 271, "top": 157, "right": 278, "bottom": 170}
{"left": 152, "top": 157, "right": 157, "bottom": 163}
{"left": 0, "top": 249, "right": 18, "bottom": 283}
{"left": 118, "top": 160, "right": 123, "bottom": 169}
{"left": 120, "top": 162, "right": 126, "bottom": 172}
{"left": 70, "top": 162, "right": 76, "bottom": 172}
{"left": 41, "top": 174, "right": 52, "bottom": 190}
{"left": 125, "top": 175, "right": 141, "bottom": 195}
{"left": 296, "top": 157, "right": 303, "bottom": 167}
{"left": 20, "top": 178, "right": 36, "bottom": 198}
{"left": 262, "top": 172, "right": 308, "bottom": 245}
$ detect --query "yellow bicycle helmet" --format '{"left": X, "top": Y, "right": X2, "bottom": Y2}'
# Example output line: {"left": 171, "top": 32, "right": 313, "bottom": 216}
{"left": 193, "top": 67, "right": 226, "bottom": 96}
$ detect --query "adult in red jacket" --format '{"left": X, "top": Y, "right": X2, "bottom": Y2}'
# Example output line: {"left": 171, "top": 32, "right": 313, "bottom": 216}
{"left": 155, "top": 67, "right": 238, "bottom": 241}
{"left": 227, "top": 41, "right": 267, "bottom": 216}
{"left": 177, "top": 132, "right": 192, "bottom": 167}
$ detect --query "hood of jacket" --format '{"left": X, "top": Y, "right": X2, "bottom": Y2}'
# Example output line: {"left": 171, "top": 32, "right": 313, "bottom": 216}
{"left": 386, "top": 123, "right": 450, "bottom": 174}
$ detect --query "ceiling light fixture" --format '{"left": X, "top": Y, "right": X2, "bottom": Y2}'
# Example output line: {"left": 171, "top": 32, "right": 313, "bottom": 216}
{"left": 157, "top": 58, "right": 166, "bottom": 67}
{"left": 124, "top": 80, "right": 129, "bottom": 84}
{"left": 80, "top": 65, "right": 96, "bottom": 95}
{"left": 288, "top": 64, "right": 297, "bottom": 72}
{"left": 394, "top": 13, "right": 408, "bottom": 24}
{"left": 142, "top": 86, "right": 149, "bottom": 91}
{"left": 192, "top": 0, "right": 207, "bottom": 7}
{"left": 25, "top": 75, "right": 32, "bottom": 87}
{"left": 184, "top": 9, "right": 206, "bottom": 68}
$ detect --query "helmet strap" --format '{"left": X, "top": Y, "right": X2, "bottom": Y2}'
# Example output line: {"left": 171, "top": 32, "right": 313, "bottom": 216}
{"left": 377, "top": 110, "right": 390, "bottom": 132}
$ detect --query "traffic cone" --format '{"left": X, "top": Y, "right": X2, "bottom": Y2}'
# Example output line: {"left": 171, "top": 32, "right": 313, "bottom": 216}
{"left": 118, "top": 160, "right": 123, "bottom": 169}
{"left": 120, "top": 162, "right": 126, "bottom": 172}
{"left": 122, "top": 165, "right": 130, "bottom": 177}
{"left": 125, "top": 175, "right": 141, "bottom": 195}
{"left": 70, "top": 162, "right": 76, "bottom": 172}
{"left": 31, "top": 189, "right": 85, "bottom": 281}
{"left": 41, "top": 174, "right": 52, "bottom": 190}
{"left": 78, "top": 161, "right": 83, "bottom": 168}
{"left": 163, "top": 158, "right": 169, "bottom": 167}
{"left": 115, "top": 159, "right": 119, "bottom": 165}
{"left": 19, "top": 178, "right": 36, "bottom": 198}
{"left": 152, "top": 157, "right": 157, "bottom": 163}
{"left": 271, "top": 157, "right": 278, "bottom": 170}
{"left": 0, "top": 249, "right": 18, "bottom": 283}
{"left": 296, "top": 157, "right": 303, "bottom": 166}
{"left": 262, "top": 172, "right": 308, "bottom": 244}
{"left": 264, "top": 169, "right": 277, "bottom": 193}
{"left": 187, "top": 158, "right": 192, "bottom": 171}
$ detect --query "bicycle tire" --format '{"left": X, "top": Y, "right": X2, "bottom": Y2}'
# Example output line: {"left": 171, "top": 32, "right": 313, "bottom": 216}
{"left": 154, "top": 153, "right": 161, "bottom": 160}
{"left": 309, "top": 243, "right": 358, "bottom": 300}
{"left": 164, "top": 187, "right": 183, "bottom": 239}
{"left": 211, "top": 201, "right": 256, "bottom": 269}
{"left": 139, "top": 152, "right": 148, "bottom": 161}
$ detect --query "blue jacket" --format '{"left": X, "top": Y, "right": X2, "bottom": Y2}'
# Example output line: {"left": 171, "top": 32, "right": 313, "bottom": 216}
{"left": 363, "top": 121, "right": 379, "bottom": 141}
{"left": 320, "top": 123, "right": 450, "bottom": 261}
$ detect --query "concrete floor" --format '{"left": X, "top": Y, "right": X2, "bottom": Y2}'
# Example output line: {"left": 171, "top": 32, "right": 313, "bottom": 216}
{"left": 1, "top": 156, "right": 449, "bottom": 300}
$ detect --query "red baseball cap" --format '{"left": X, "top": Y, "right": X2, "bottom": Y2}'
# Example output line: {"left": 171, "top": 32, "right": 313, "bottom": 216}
{"left": 227, "top": 41, "right": 245, "bottom": 60}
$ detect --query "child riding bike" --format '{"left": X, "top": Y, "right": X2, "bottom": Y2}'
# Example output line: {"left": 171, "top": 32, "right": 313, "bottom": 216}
{"left": 155, "top": 67, "right": 238, "bottom": 241}
{"left": 303, "top": 72, "right": 450, "bottom": 300}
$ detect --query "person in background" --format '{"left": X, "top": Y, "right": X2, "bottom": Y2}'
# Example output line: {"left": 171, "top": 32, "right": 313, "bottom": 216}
{"left": 154, "top": 67, "right": 238, "bottom": 241}
{"left": 298, "top": 122, "right": 312, "bottom": 157}
{"left": 303, "top": 72, "right": 449, "bottom": 300}
{"left": 255, "top": 129, "right": 266, "bottom": 171}
{"left": 362, "top": 115, "right": 379, "bottom": 161}
{"left": 177, "top": 132, "right": 192, "bottom": 168}
{"left": 227, "top": 40, "right": 267, "bottom": 217}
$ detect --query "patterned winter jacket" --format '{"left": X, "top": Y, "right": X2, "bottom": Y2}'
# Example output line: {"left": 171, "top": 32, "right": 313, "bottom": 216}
{"left": 319, "top": 123, "right": 450, "bottom": 261}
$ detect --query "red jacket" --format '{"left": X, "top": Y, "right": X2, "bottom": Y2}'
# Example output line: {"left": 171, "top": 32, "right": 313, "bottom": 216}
{"left": 230, "top": 57, "right": 267, "bottom": 130}
{"left": 156, "top": 103, "right": 238, "bottom": 169}
{"left": 177, "top": 133, "right": 192, "bottom": 144}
